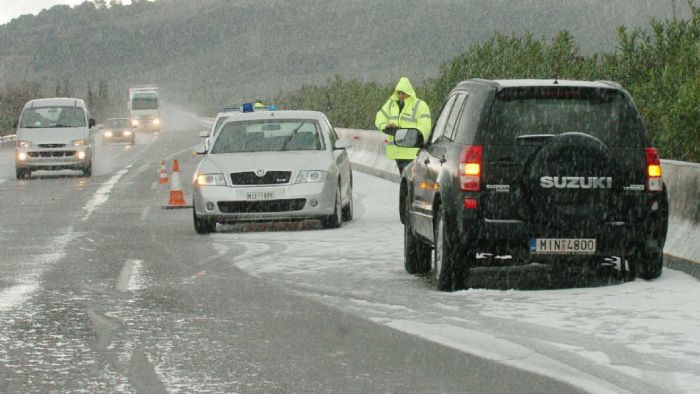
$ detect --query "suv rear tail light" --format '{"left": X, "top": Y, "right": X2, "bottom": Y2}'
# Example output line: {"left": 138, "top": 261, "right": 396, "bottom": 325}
{"left": 459, "top": 145, "right": 482, "bottom": 192}
{"left": 645, "top": 147, "right": 663, "bottom": 192}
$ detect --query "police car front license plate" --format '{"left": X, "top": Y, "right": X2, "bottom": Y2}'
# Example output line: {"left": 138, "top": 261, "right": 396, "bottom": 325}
{"left": 530, "top": 238, "right": 596, "bottom": 254}
{"left": 246, "top": 191, "right": 275, "bottom": 201}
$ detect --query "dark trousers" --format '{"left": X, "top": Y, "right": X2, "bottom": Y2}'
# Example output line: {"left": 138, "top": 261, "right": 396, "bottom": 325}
{"left": 395, "top": 159, "right": 412, "bottom": 175}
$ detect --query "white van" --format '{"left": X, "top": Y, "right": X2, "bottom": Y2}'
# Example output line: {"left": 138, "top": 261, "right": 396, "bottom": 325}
{"left": 15, "top": 98, "right": 96, "bottom": 178}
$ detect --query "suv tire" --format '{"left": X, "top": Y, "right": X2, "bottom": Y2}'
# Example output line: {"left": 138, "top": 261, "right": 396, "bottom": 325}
{"left": 404, "top": 192, "right": 431, "bottom": 274}
{"left": 433, "top": 207, "right": 470, "bottom": 291}
{"left": 634, "top": 248, "right": 663, "bottom": 280}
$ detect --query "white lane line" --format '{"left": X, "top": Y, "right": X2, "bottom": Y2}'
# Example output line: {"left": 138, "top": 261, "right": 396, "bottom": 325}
{"left": 140, "top": 206, "right": 150, "bottom": 221}
{"left": 116, "top": 259, "right": 143, "bottom": 292}
{"left": 82, "top": 165, "right": 132, "bottom": 221}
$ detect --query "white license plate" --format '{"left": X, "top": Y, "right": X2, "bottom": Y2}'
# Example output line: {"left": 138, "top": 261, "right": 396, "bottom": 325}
{"left": 530, "top": 238, "right": 596, "bottom": 254}
{"left": 246, "top": 191, "right": 275, "bottom": 201}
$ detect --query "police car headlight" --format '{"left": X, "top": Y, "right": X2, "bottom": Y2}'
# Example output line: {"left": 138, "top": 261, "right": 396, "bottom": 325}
{"left": 104, "top": 131, "right": 113, "bottom": 137}
{"left": 123, "top": 130, "right": 132, "bottom": 136}
{"left": 296, "top": 170, "right": 328, "bottom": 183}
{"left": 17, "top": 140, "right": 31, "bottom": 148}
{"left": 196, "top": 173, "right": 226, "bottom": 186}
{"left": 72, "top": 139, "right": 89, "bottom": 146}
{"left": 153, "top": 118, "right": 160, "bottom": 126}
{"left": 131, "top": 119, "right": 139, "bottom": 126}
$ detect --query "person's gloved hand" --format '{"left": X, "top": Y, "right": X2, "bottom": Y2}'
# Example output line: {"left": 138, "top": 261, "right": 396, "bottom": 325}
{"left": 382, "top": 126, "right": 397, "bottom": 137}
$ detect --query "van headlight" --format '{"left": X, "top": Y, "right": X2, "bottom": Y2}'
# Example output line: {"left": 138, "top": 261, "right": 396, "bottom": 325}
{"left": 72, "top": 139, "right": 89, "bottom": 146}
{"left": 153, "top": 118, "right": 160, "bottom": 126}
{"left": 131, "top": 119, "right": 139, "bottom": 126}
{"left": 103, "top": 131, "right": 113, "bottom": 137}
{"left": 296, "top": 170, "right": 328, "bottom": 183}
{"left": 196, "top": 173, "right": 226, "bottom": 186}
{"left": 17, "top": 140, "right": 31, "bottom": 148}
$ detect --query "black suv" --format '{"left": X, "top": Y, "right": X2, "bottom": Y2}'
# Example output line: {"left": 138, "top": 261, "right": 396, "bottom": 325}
{"left": 396, "top": 79, "right": 669, "bottom": 291}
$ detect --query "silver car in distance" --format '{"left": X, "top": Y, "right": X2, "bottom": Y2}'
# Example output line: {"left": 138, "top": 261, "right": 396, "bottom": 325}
{"left": 192, "top": 110, "right": 353, "bottom": 233}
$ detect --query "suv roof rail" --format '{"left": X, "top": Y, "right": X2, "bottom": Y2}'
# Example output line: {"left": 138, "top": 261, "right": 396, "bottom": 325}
{"left": 594, "top": 80, "right": 623, "bottom": 89}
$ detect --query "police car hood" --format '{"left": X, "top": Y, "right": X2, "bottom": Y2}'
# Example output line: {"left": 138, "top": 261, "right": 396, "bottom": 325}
{"left": 201, "top": 150, "right": 331, "bottom": 175}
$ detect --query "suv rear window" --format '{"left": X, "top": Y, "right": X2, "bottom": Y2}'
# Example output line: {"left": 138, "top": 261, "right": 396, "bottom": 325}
{"left": 487, "top": 87, "right": 645, "bottom": 147}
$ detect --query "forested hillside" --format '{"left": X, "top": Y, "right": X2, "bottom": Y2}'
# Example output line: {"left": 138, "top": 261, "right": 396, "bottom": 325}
{"left": 0, "top": 0, "right": 687, "bottom": 112}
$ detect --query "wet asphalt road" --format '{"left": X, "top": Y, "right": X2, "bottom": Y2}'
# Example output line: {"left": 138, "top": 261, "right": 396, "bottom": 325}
{"left": 0, "top": 112, "right": 584, "bottom": 393}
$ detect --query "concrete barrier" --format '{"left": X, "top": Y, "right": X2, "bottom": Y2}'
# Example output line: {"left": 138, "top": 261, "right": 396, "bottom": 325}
{"left": 661, "top": 160, "right": 700, "bottom": 278}
{"left": 337, "top": 128, "right": 700, "bottom": 278}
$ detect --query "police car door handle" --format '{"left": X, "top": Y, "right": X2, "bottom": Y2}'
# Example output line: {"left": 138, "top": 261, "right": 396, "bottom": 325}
{"left": 423, "top": 158, "right": 430, "bottom": 165}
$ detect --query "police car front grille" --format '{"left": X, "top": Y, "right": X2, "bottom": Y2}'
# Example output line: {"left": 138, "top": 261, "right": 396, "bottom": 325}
{"left": 218, "top": 199, "right": 306, "bottom": 213}
{"left": 230, "top": 171, "right": 291, "bottom": 185}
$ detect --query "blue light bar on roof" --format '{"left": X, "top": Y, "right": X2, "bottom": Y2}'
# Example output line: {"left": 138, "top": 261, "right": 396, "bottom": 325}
{"left": 242, "top": 103, "right": 254, "bottom": 113}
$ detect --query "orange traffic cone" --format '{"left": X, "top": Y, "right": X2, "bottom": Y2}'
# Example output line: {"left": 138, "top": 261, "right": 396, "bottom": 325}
{"left": 163, "top": 159, "right": 190, "bottom": 209}
{"left": 159, "top": 160, "right": 168, "bottom": 184}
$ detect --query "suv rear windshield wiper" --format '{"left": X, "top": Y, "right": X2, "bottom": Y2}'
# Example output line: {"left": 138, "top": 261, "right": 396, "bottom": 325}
{"left": 516, "top": 134, "right": 555, "bottom": 144}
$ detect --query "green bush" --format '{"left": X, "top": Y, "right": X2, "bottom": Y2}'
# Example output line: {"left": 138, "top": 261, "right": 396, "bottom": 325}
{"left": 280, "top": 5, "right": 700, "bottom": 162}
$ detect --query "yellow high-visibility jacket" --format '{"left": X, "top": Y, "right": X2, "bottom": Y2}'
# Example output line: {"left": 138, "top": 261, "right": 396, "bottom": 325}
{"left": 374, "top": 77, "right": 431, "bottom": 160}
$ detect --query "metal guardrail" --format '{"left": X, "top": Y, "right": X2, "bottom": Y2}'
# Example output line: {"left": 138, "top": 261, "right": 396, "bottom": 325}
{"left": 0, "top": 134, "right": 16, "bottom": 146}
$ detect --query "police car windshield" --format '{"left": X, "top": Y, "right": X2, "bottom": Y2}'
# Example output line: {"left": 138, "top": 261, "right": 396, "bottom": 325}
{"left": 211, "top": 120, "right": 323, "bottom": 153}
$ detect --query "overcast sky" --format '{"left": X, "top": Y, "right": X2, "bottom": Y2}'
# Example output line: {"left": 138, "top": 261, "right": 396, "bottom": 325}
{"left": 0, "top": 1, "right": 132, "bottom": 25}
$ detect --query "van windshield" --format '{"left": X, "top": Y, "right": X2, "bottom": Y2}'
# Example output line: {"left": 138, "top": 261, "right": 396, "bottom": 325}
{"left": 488, "top": 87, "right": 645, "bottom": 147}
{"left": 20, "top": 106, "right": 86, "bottom": 128}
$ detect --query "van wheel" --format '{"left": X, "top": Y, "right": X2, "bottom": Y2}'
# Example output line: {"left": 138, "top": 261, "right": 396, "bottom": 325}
{"left": 433, "top": 207, "right": 470, "bottom": 291}
{"left": 16, "top": 168, "right": 29, "bottom": 179}
{"left": 82, "top": 161, "right": 92, "bottom": 177}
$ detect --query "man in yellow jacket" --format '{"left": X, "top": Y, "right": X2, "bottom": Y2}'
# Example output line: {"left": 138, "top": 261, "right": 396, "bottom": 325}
{"left": 375, "top": 77, "right": 431, "bottom": 174}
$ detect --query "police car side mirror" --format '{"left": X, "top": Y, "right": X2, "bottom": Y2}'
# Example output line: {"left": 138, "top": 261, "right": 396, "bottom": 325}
{"left": 89, "top": 118, "right": 96, "bottom": 128}
{"left": 334, "top": 139, "right": 350, "bottom": 150}
{"left": 394, "top": 128, "right": 424, "bottom": 148}
{"left": 193, "top": 143, "right": 207, "bottom": 155}
{"left": 199, "top": 130, "right": 209, "bottom": 138}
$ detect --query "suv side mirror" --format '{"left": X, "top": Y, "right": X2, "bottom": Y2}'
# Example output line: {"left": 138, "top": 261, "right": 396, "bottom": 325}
{"left": 89, "top": 118, "right": 96, "bottom": 128}
{"left": 394, "top": 128, "right": 424, "bottom": 148}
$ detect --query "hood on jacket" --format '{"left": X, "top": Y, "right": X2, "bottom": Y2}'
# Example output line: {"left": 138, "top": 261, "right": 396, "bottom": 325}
{"left": 390, "top": 77, "right": 417, "bottom": 100}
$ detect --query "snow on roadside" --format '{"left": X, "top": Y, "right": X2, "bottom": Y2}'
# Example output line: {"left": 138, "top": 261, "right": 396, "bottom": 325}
{"left": 214, "top": 171, "right": 700, "bottom": 394}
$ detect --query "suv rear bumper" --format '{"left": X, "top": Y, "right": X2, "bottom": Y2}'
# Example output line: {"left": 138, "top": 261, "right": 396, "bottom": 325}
{"left": 455, "top": 211, "right": 666, "bottom": 259}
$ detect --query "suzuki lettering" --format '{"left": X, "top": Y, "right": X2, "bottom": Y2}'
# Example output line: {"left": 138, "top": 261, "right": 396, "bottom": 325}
{"left": 540, "top": 176, "right": 612, "bottom": 189}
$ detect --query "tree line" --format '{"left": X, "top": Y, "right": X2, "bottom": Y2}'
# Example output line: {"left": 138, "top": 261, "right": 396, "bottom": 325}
{"left": 0, "top": 78, "right": 122, "bottom": 133}
{"left": 279, "top": 5, "right": 700, "bottom": 162}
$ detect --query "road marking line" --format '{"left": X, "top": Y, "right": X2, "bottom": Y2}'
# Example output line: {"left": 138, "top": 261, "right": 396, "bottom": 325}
{"left": 116, "top": 259, "right": 143, "bottom": 292}
{"left": 140, "top": 206, "right": 150, "bottom": 221}
{"left": 82, "top": 164, "right": 132, "bottom": 221}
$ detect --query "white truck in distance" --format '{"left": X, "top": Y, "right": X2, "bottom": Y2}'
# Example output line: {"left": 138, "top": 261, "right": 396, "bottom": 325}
{"left": 127, "top": 85, "right": 160, "bottom": 132}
